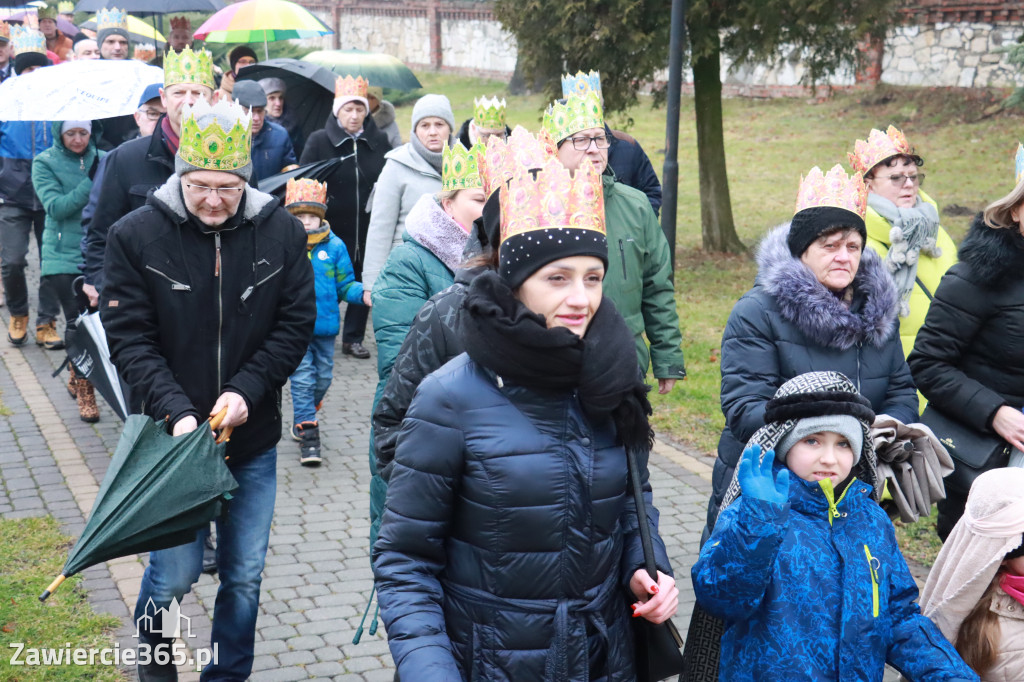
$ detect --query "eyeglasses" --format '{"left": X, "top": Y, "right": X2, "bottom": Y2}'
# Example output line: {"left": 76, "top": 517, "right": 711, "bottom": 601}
{"left": 567, "top": 134, "right": 611, "bottom": 151}
{"left": 137, "top": 108, "right": 164, "bottom": 121}
{"left": 184, "top": 183, "right": 245, "bottom": 198}
{"left": 874, "top": 172, "right": 925, "bottom": 188}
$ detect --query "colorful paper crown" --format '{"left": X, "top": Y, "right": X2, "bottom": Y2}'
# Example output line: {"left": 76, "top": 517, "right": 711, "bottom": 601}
{"left": 37, "top": 5, "right": 58, "bottom": 21}
{"left": 170, "top": 16, "right": 192, "bottom": 31}
{"left": 543, "top": 91, "right": 604, "bottom": 143}
{"left": 1016, "top": 143, "right": 1024, "bottom": 185}
{"left": 500, "top": 158, "right": 605, "bottom": 244}
{"left": 178, "top": 98, "right": 253, "bottom": 173}
{"left": 473, "top": 96, "right": 506, "bottom": 130}
{"left": 0, "top": 21, "right": 10, "bottom": 43}
{"left": 795, "top": 164, "right": 868, "bottom": 219}
{"left": 164, "top": 45, "right": 215, "bottom": 90}
{"left": 334, "top": 75, "right": 368, "bottom": 99}
{"left": 561, "top": 70, "right": 601, "bottom": 99}
{"left": 11, "top": 25, "right": 46, "bottom": 55}
{"left": 57, "top": 1, "right": 74, "bottom": 13}
{"left": 285, "top": 178, "right": 328, "bottom": 218}
{"left": 479, "top": 125, "right": 557, "bottom": 196}
{"left": 848, "top": 125, "right": 913, "bottom": 175}
{"left": 134, "top": 44, "right": 156, "bottom": 62}
{"left": 442, "top": 141, "right": 484, "bottom": 192}
{"left": 96, "top": 7, "right": 128, "bottom": 32}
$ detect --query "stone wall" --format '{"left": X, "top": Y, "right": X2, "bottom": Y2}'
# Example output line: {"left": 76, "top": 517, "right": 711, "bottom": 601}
{"left": 440, "top": 14, "right": 517, "bottom": 75}
{"left": 882, "top": 23, "right": 1024, "bottom": 87}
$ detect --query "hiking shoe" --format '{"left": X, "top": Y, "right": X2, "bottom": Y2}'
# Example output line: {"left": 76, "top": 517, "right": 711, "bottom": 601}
{"left": 7, "top": 315, "right": 27, "bottom": 346}
{"left": 342, "top": 342, "right": 371, "bottom": 359}
{"left": 35, "top": 321, "right": 64, "bottom": 350}
{"left": 296, "top": 421, "right": 322, "bottom": 466}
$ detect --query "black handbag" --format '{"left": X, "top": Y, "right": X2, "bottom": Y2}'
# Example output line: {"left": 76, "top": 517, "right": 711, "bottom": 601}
{"left": 919, "top": 404, "right": 1011, "bottom": 494}
{"left": 626, "top": 445, "right": 685, "bottom": 682}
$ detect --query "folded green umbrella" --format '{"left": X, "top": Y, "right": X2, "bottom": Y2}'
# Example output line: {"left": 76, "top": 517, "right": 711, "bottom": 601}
{"left": 40, "top": 414, "right": 238, "bottom": 601}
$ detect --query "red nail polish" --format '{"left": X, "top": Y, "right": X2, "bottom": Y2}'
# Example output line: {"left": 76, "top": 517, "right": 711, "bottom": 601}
{"left": 632, "top": 610, "right": 641, "bottom": 618}
{"left": 650, "top": 585, "right": 659, "bottom": 595}
{"left": 631, "top": 603, "right": 638, "bottom": 612}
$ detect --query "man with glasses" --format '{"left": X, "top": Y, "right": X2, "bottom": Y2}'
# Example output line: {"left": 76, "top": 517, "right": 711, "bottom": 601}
{"left": 101, "top": 95, "right": 315, "bottom": 682}
{"left": 544, "top": 91, "right": 687, "bottom": 393}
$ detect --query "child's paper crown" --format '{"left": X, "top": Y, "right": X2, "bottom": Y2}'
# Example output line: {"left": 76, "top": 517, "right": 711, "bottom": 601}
{"left": 11, "top": 25, "right": 46, "bottom": 55}
{"left": 58, "top": 1, "right": 74, "bottom": 13}
{"left": 795, "top": 164, "right": 868, "bottom": 219}
{"left": 334, "top": 74, "right": 368, "bottom": 99}
{"left": 164, "top": 45, "right": 215, "bottom": 90}
{"left": 561, "top": 70, "right": 601, "bottom": 99}
{"left": 848, "top": 126, "right": 913, "bottom": 175}
{"left": 169, "top": 16, "right": 191, "bottom": 31}
{"left": 134, "top": 44, "right": 156, "bottom": 63}
{"left": 96, "top": 7, "right": 129, "bottom": 32}
{"left": 285, "top": 178, "right": 328, "bottom": 218}
{"left": 500, "top": 158, "right": 605, "bottom": 244}
{"left": 473, "top": 96, "right": 506, "bottom": 130}
{"left": 479, "top": 125, "right": 557, "bottom": 197}
{"left": 442, "top": 141, "right": 484, "bottom": 192}
{"left": 177, "top": 97, "right": 253, "bottom": 174}
{"left": 542, "top": 91, "right": 604, "bottom": 143}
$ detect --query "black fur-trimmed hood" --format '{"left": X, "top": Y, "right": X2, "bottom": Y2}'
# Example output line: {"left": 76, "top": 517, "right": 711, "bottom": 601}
{"left": 755, "top": 223, "right": 899, "bottom": 350}
{"left": 957, "top": 212, "right": 1024, "bottom": 290}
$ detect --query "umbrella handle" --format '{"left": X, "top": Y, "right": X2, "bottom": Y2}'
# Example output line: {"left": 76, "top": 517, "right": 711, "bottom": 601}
{"left": 208, "top": 408, "right": 234, "bottom": 445}
{"left": 39, "top": 575, "right": 66, "bottom": 602}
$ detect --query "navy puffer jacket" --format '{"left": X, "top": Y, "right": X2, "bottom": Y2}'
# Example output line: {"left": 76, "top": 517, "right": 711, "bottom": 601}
{"left": 373, "top": 354, "right": 672, "bottom": 681}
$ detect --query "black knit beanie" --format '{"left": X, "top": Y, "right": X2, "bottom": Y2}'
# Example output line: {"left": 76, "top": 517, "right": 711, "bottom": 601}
{"left": 787, "top": 206, "right": 867, "bottom": 257}
{"left": 14, "top": 51, "right": 51, "bottom": 75}
{"left": 499, "top": 227, "right": 608, "bottom": 289}
{"left": 229, "top": 45, "right": 258, "bottom": 73}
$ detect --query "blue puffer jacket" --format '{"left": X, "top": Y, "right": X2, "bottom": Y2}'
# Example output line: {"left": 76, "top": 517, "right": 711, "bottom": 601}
{"left": 308, "top": 229, "right": 364, "bottom": 336}
{"left": 251, "top": 120, "right": 296, "bottom": 183}
{"left": 693, "top": 472, "right": 978, "bottom": 682}
{"left": 373, "top": 354, "right": 673, "bottom": 681}
{"left": 0, "top": 119, "right": 53, "bottom": 210}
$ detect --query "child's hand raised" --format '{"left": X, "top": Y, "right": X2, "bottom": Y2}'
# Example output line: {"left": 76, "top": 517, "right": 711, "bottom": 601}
{"left": 737, "top": 444, "right": 789, "bottom": 505}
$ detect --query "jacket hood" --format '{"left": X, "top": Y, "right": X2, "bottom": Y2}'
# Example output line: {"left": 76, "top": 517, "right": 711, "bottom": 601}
{"left": 49, "top": 119, "right": 104, "bottom": 156}
{"left": 957, "top": 212, "right": 1024, "bottom": 290}
{"left": 384, "top": 142, "right": 439, "bottom": 177}
{"left": 756, "top": 223, "right": 899, "bottom": 350}
{"left": 403, "top": 193, "right": 471, "bottom": 273}
{"left": 151, "top": 174, "right": 277, "bottom": 226}
{"left": 372, "top": 99, "right": 396, "bottom": 128}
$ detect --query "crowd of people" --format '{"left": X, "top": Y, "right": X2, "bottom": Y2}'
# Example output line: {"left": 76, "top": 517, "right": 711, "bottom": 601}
{"left": 1, "top": 3, "right": 1024, "bottom": 682}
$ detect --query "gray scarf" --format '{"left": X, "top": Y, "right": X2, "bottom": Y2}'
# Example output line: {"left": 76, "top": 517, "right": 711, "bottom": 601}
{"left": 410, "top": 135, "right": 444, "bottom": 174}
{"left": 867, "top": 193, "right": 941, "bottom": 317}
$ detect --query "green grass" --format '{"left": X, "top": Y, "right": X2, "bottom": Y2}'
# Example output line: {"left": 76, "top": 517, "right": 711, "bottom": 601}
{"left": 0, "top": 517, "right": 122, "bottom": 682}
{"left": 405, "top": 73, "right": 1023, "bottom": 452}
{"left": 893, "top": 506, "right": 943, "bottom": 567}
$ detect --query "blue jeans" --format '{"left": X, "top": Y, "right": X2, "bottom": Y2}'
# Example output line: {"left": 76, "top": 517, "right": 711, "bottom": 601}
{"left": 289, "top": 335, "right": 335, "bottom": 424}
{"left": 134, "top": 447, "right": 277, "bottom": 681}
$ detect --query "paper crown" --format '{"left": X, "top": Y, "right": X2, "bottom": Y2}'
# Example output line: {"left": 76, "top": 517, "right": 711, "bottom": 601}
{"left": 543, "top": 91, "right": 604, "bottom": 143}
{"left": 58, "top": 1, "right": 74, "bottom": 13}
{"left": 473, "top": 96, "right": 506, "bottom": 130}
{"left": 285, "top": 178, "right": 328, "bottom": 217}
{"left": 169, "top": 16, "right": 192, "bottom": 31}
{"left": 795, "top": 164, "right": 868, "bottom": 219}
{"left": 848, "top": 125, "right": 913, "bottom": 175}
{"left": 37, "top": 5, "right": 58, "bottom": 21}
{"left": 1016, "top": 144, "right": 1024, "bottom": 185}
{"left": 479, "top": 125, "right": 557, "bottom": 196}
{"left": 0, "top": 21, "right": 10, "bottom": 42}
{"left": 500, "top": 158, "right": 605, "bottom": 244}
{"left": 11, "top": 25, "right": 46, "bottom": 55}
{"left": 561, "top": 70, "right": 602, "bottom": 99}
{"left": 96, "top": 7, "right": 128, "bottom": 32}
{"left": 335, "top": 74, "right": 368, "bottom": 99}
{"left": 178, "top": 98, "right": 253, "bottom": 173}
{"left": 442, "top": 141, "right": 484, "bottom": 192}
{"left": 164, "top": 45, "right": 215, "bottom": 90}
{"left": 134, "top": 44, "right": 156, "bottom": 63}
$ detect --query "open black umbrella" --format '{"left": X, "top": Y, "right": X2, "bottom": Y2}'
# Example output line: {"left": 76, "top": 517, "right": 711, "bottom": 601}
{"left": 74, "top": 0, "right": 225, "bottom": 11}
{"left": 257, "top": 157, "right": 342, "bottom": 199}
{"left": 40, "top": 411, "right": 237, "bottom": 601}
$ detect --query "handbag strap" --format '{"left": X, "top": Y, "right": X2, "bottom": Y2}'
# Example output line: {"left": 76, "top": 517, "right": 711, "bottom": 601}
{"left": 626, "top": 445, "right": 658, "bottom": 581}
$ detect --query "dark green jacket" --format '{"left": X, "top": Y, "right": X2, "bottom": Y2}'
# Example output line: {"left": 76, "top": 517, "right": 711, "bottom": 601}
{"left": 32, "top": 121, "right": 103, "bottom": 277}
{"left": 602, "top": 174, "right": 686, "bottom": 378}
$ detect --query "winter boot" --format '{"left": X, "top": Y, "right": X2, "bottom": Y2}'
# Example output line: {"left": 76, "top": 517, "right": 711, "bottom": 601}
{"left": 7, "top": 315, "right": 27, "bottom": 346}
{"left": 67, "top": 367, "right": 78, "bottom": 399}
{"left": 296, "top": 421, "right": 322, "bottom": 466}
{"left": 35, "top": 321, "right": 64, "bottom": 350}
{"left": 76, "top": 378, "right": 99, "bottom": 423}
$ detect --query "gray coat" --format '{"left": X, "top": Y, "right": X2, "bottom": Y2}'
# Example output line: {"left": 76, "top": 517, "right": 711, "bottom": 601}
{"left": 362, "top": 143, "right": 442, "bottom": 291}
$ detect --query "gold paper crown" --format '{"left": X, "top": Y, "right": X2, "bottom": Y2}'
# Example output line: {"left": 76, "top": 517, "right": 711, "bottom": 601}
{"left": 285, "top": 178, "right": 328, "bottom": 217}
{"left": 479, "top": 125, "right": 557, "bottom": 197}
{"left": 0, "top": 21, "right": 10, "bottom": 42}
{"left": 37, "top": 5, "right": 58, "bottom": 21}
{"left": 543, "top": 91, "right": 604, "bottom": 143}
{"left": 442, "top": 141, "right": 484, "bottom": 192}
{"left": 561, "top": 70, "right": 601, "bottom": 98}
{"left": 178, "top": 98, "right": 253, "bottom": 173}
{"left": 795, "top": 164, "right": 868, "bottom": 219}
{"left": 134, "top": 44, "right": 156, "bottom": 63}
{"left": 500, "top": 158, "right": 605, "bottom": 244}
{"left": 848, "top": 125, "right": 913, "bottom": 175}
{"left": 170, "top": 16, "right": 192, "bottom": 31}
{"left": 58, "top": 1, "right": 74, "bottom": 13}
{"left": 473, "top": 96, "right": 506, "bottom": 130}
{"left": 164, "top": 45, "right": 215, "bottom": 90}
{"left": 335, "top": 75, "right": 368, "bottom": 99}
{"left": 11, "top": 25, "right": 46, "bottom": 55}
{"left": 96, "top": 7, "right": 128, "bottom": 32}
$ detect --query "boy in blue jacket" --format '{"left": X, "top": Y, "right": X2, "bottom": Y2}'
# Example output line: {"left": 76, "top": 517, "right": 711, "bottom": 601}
{"left": 693, "top": 371, "right": 977, "bottom": 682}
{"left": 285, "top": 178, "right": 368, "bottom": 466}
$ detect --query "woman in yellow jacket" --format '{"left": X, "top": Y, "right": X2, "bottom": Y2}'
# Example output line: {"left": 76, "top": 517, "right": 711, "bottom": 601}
{"left": 849, "top": 126, "right": 958, "bottom": 358}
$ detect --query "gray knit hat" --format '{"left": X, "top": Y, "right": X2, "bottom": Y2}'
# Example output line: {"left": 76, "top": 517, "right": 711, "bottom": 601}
{"left": 775, "top": 414, "right": 864, "bottom": 467}
{"left": 258, "top": 77, "right": 286, "bottom": 96}
{"left": 411, "top": 93, "right": 454, "bottom": 133}
{"left": 97, "top": 26, "right": 130, "bottom": 50}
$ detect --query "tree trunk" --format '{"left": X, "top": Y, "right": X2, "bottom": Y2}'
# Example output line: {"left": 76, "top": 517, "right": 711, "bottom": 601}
{"left": 691, "top": 30, "right": 745, "bottom": 254}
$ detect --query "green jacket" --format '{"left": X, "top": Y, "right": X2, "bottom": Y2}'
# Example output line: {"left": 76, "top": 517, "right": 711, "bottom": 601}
{"left": 603, "top": 174, "right": 686, "bottom": 379}
{"left": 32, "top": 121, "right": 103, "bottom": 277}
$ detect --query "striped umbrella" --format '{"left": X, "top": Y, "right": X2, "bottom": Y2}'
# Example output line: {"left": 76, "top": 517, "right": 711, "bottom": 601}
{"left": 193, "top": 0, "right": 332, "bottom": 59}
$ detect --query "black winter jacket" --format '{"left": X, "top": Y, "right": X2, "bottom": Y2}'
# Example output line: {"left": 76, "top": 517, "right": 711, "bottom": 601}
{"left": 101, "top": 175, "right": 316, "bottom": 462}
{"left": 299, "top": 113, "right": 391, "bottom": 272}
{"left": 908, "top": 214, "right": 1024, "bottom": 434}
{"left": 709, "top": 224, "right": 918, "bottom": 530}
{"left": 83, "top": 119, "right": 176, "bottom": 290}
{"left": 606, "top": 124, "right": 662, "bottom": 216}
{"left": 373, "top": 353, "right": 672, "bottom": 681}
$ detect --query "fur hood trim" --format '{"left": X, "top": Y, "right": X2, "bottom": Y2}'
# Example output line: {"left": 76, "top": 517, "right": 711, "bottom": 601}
{"left": 756, "top": 223, "right": 899, "bottom": 350}
{"left": 372, "top": 99, "right": 396, "bottom": 128}
{"left": 957, "top": 212, "right": 1024, "bottom": 290}
{"left": 152, "top": 174, "right": 276, "bottom": 225}
{"left": 403, "top": 193, "right": 470, "bottom": 272}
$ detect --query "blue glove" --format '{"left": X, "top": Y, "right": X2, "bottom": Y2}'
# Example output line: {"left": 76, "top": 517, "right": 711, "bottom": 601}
{"left": 737, "top": 444, "right": 790, "bottom": 505}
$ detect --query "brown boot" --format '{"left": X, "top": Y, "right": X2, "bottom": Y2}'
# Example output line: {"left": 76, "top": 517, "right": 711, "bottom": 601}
{"left": 7, "top": 315, "right": 28, "bottom": 346}
{"left": 76, "top": 378, "right": 99, "bottom": 423}
{"left": 67, "top": 367, "right": 78, "bottom": 399}
{"left": 36, "top": 321, "right": 64, "bottom": 350}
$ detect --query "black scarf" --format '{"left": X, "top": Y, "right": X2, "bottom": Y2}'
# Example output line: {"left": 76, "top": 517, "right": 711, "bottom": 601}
{"left": 460, "top": 270, "right": 653, "bottom": 455}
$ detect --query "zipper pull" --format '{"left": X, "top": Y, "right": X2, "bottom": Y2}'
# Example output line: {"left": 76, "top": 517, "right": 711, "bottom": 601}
{"left": 214, "top": 234, "right": 221, "bottom": 277}
{"left": 80, "top": 157, "right": 84, "bottom": 170}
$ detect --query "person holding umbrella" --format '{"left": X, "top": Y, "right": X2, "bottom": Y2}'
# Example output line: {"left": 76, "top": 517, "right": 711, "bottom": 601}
{"left": 101, "top": 95, "right": 316, "bottom": 682}
{"left": 37, "top": 4, "right": 72, "bottom": 64}
{"left": 216, "top": 44, "right": 257, "bottom": 102}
